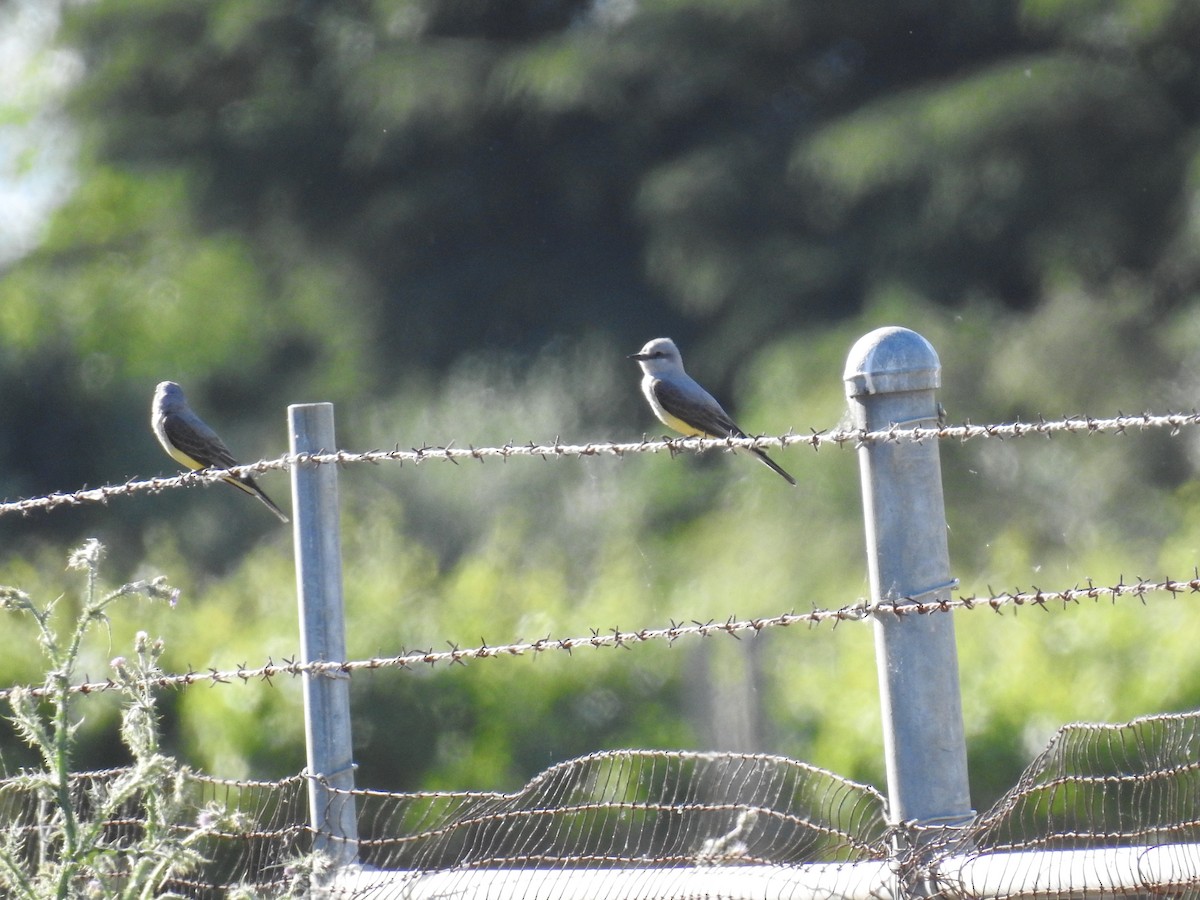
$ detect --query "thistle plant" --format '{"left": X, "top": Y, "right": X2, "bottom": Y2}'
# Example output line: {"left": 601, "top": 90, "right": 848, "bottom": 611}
{"left": 0, "top": 539, "right": 241, "bottom": 899}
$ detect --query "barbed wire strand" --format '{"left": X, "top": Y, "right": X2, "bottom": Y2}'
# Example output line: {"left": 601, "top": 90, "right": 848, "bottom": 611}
{"left": 2, "top": 573, "right": 1196, "bottom": 703}
{"left": 1, "top": 411, "right": 1197, "bottom": 519}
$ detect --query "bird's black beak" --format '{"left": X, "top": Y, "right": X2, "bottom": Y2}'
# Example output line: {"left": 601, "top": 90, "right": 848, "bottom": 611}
{"left": 628, "top": 352, "right": 648, "bottom": 360}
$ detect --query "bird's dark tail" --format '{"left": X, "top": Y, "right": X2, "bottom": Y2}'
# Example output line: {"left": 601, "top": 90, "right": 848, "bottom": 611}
{"left": 749, "top": 447, "right": 797, "bottom": 486}
{"left": 223, "top": 475, "right": 290, "bottom": 523}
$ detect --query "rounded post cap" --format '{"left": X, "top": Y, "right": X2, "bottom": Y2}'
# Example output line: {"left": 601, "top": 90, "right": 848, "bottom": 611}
{"left": 844, "top": 326, "right": 940, "bottom": 397}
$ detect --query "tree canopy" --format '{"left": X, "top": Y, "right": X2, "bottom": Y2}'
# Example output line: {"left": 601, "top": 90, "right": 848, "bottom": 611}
{"left": 2, "top": 0, "right": 1200, "bottom": 809}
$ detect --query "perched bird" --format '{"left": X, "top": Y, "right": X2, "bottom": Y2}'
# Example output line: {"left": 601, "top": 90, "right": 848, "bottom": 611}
{"left": 629, "top": 337, "right": 796, "bottom": 485}
{"left": 151, "top": 381, "right": 289, "bottom": 522}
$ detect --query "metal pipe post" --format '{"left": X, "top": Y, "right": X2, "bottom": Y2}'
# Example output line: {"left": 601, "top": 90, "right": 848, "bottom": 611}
{"left": 289, "top": 402, "right": 359, "bottom": 866}
{"left": 843, "top": 327, "right": 972, "bottom": 835}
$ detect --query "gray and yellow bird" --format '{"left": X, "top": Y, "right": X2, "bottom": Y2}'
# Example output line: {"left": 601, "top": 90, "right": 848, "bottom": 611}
{"left": 629, "top": 337, "right": 796, "bottom": 485}
{"left": 151, "top": 380, "right": 289, "bottom": 522}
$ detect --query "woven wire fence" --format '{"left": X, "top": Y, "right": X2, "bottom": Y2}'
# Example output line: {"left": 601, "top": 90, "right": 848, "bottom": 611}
{"left": 3, "top": 411, "right": 1200, "bottom": 897}
{"left": 4, "top": 720, "right": 1199, "bottom": 898}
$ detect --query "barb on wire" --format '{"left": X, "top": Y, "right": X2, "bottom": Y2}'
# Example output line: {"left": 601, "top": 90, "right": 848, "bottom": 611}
{"left": 1, "top": 411, "right": 1197, "bottom": 519}
{"left": 2, "top": 573, "right": 1196, "bottom": 703}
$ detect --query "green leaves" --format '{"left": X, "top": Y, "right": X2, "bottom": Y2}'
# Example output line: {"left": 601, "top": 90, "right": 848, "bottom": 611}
{"left": 1, "top": 0, "right": 1200, "bottom": 814}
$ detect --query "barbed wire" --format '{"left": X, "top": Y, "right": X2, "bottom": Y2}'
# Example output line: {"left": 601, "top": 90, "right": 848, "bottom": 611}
{"left": 1, "top": 410, "right": 1197, "bottom": 519}
{"left": 2, "top": 573, "right": 1196, "bottom": 703}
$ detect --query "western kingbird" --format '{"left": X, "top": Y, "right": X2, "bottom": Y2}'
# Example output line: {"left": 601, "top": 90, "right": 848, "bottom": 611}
{"left": 151, "top": 381, "right": 289, "bottom": 522}
{"left": 629, "top": 337, "right": 796, "bottom": 485}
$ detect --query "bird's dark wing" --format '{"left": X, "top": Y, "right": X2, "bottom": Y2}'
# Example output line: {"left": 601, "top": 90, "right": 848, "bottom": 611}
{"left": 651, "top": 378, "right": 746, "bottom": 438}
{"left": 653, "top": 378, "right": 796, "bottom": 485}
{"left": 162, "top": 414, "right": 239, "bottom": 470}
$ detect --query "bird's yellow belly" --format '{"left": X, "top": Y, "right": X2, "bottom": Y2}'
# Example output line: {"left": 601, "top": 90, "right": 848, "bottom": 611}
{"left": 168, "top": 446, "right": 205, "bottom": 471}
{"left": 658, "top": 410, "right": 706, "bottom": 437}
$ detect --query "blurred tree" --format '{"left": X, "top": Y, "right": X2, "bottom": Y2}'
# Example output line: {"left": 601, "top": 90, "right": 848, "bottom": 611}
{"left": 26, "top": 0, "right": 1196, "bottom": 376}
{"left": 3, "top": 0, "right": 1200, "bottom": 806}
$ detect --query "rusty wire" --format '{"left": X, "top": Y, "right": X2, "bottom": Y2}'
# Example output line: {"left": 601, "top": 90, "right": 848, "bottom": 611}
{"left": 0, "top": 410, "right": 1196, "bottom": 519}
{"left": 1, "top": 573, "right": 1195, "bottom": 703}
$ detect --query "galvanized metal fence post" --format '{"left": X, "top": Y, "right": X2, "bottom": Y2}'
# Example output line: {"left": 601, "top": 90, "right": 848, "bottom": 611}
{"left": 843, "top": 328, "right": 973, "bottom": 845}
{"left": 289, "top": 402, "right": 359, "bottom": 867}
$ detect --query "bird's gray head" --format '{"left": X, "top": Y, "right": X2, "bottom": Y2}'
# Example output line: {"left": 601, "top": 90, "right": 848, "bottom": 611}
{"left": 628, "top": 337, "right": 685, "bottom": 375}
{"left": 154, "top": 381, "right": 187, "bottom": 411}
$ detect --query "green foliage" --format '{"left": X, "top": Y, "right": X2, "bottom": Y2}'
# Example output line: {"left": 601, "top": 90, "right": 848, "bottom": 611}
{"left": 6, "top": 292, "right": 1200, "bottom": 813}
{"left": 2, "top": 0, "right": 1200, "bottom": 819}
{"left": 0, "top": 164, "right": 369, "bottom": 391}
